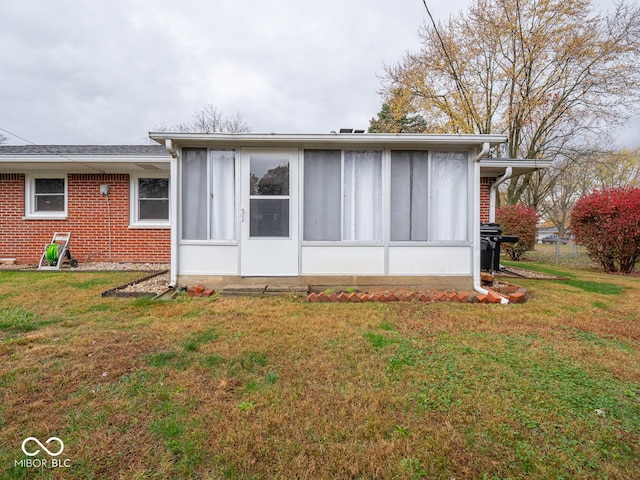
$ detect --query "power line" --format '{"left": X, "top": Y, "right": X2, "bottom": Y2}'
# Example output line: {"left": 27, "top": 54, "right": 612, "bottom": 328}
{"left": 421, "top": 0, "right": 479, "bottom": 132}
{"left": 0, "top": 125, "right": 105, "bottom": 173}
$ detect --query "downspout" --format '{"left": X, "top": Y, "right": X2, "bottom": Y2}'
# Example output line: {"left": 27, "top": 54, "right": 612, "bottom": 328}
{"left": 165, "top": 139, "right": 179, "bottom": 288}
{"left": 489, "top": 167, "right": 512, "bottom": 223}
{"left": 473, "top": 142, "right": 508, "bottom": 304}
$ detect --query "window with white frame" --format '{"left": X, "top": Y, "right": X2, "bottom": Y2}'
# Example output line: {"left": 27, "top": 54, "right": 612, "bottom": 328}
{"left": 304, "top": 149, "right": 470, "bottom": 243}
{"left": 25, "top": 175, "right": 67, "bottom": 218}
{"left": 130, "top": 174, "right": 170, "bottom": 227}
{"left": 390, "top": 151, "right": 429, "bottom": 241}
{"left": 182, "top": 148, "right": 236, "bottom": 241}
{"left": 303, "top": 149, "right": 382, "bottom": 241}
{"left": 390, "top": 150, "right": 468, "bottom": 242}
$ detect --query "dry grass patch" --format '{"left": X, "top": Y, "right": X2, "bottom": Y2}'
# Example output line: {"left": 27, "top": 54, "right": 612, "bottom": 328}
{"left": 1, "top": 267, "right": 639, "bottom": 478}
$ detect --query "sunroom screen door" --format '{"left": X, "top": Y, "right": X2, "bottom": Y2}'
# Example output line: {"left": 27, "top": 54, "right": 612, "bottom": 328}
{"left": 240, "top": 148, "right": 299, "bottom": 276}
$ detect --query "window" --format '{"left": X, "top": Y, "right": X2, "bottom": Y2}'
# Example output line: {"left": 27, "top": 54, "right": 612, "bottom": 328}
{"left": 390, "top": 151, "right": 429, "bottom": 241}
{"left": 429, "top": 151, "right": 468, "bottom": 241}
{"left": 390, "top": 150, "right": 468, "bottom": 242}
{"left": 303, "top": 150, "right": 382, "bottom": 241}
{"left": 130, "top": 174, "right": 169, "bottom": 227}
{"left": 182, "top": 148, "right": 236, "bottom": 241}
{"left": 305, "top": 149, "right": 470, "bottom": 244}
{"left": 249, "top": 155, "right": 290, "bottom": 237}
{"left": 25, "top": 175, "right": 67, "bottom": 218}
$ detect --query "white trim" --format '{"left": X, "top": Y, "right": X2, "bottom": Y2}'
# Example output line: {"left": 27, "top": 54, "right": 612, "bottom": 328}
{"left": 150, "top": 132, "right": 508, "bottom": 149}
{"left": 24, "top": 173, "right": 68, "bottom": 220}
{"left": 129, "top": 172, "right": 170, "bottom": 228}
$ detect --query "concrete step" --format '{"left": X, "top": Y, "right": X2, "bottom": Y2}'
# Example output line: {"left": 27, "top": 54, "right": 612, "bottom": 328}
{"left": 222, "top": 284, "right": 308, "bottom": 297}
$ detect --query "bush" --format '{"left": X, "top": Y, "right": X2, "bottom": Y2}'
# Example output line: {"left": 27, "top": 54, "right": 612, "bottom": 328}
{"left": 571, "top": 187, "right": 640, "bottom": 273}
{"left": 495, "top": 204, "right": 539, "bottom": 261}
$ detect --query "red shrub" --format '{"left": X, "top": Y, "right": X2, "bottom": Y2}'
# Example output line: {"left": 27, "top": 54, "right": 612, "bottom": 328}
{"left": 495, "top": 204, "right": 539, "bottom": 260}
{"left": 571, "top": 187, "right": 640, "bottom": 273}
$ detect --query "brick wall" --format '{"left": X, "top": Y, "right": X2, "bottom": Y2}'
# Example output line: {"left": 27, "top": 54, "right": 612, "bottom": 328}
{"left": 480, "top": 177, "right": 496, "bottom": 223}
{"left": 0, "top": 174, "right": 170, "bottom": 264}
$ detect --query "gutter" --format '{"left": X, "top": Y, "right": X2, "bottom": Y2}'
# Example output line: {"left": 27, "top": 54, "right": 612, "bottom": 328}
{"left": 473, "top": 142, "right": 509, "bottom": 304}
{"left": 165, "top": 139, "right": 179, "bottom": 288}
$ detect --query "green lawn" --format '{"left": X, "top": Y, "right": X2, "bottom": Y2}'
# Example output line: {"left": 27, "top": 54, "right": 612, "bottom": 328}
{"left": 1, "top": 265, "right": 639, "bottom": 479}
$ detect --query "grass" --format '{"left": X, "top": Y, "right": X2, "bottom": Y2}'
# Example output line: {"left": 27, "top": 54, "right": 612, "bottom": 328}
{"left": 1, "top": 266, "right": 639, "bottom": 478}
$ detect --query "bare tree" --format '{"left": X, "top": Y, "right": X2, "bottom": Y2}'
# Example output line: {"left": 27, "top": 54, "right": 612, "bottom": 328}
{"left": 155, "top": 103, "right": 252, "bottom": 134}
{"left": 377, "top": 0, "right": 640, "bottom": 207}
{"left": 0, "top": 132, "right": 8, "bottom": 144}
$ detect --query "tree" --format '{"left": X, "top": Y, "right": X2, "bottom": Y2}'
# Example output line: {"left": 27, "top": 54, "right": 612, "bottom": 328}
{"left": 571, "top": 187, "right": 640, "bottom": 273}
{"left": 538, "top": 147, "right": 640, "bottom": 238}
{"left": 0, "top": 132, "right": 8, "bottom": 144}
{"left": 590, "top": 148, "right": 640, "bottom": 190}
{"left": 495, "top": 203, "right": 539, "bottom": 260}
{"left": 368, "top": 97, "right": 428, "bottom": 133}
{"left": 376, "top": 0, "right": 640, "bottom": 207}
{"left": 155, "top": 103, "right": 251, "bottom": 134}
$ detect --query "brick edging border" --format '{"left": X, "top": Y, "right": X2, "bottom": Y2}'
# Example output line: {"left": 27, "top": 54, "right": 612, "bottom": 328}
{"left": 307, "top": 284, "right": 527, "bottom": 304}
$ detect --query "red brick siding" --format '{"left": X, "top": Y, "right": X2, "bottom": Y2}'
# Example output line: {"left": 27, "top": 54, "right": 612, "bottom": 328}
{"left": 480, "top": 177, "right": 495, "bottom": 223}
{"left": 0, "top": 174, "right": 170, "bottom": 264}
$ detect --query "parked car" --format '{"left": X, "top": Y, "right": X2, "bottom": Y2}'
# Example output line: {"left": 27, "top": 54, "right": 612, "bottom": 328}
{"left": 540, "top": 235, "right": 568, "bottom": 244}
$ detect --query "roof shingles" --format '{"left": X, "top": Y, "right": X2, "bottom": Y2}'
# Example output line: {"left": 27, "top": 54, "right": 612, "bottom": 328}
{"left": 0, "top": 145, "right": 168, "bottom": 156}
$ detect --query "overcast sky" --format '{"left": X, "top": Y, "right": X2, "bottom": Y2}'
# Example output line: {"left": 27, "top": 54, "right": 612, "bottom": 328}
{"left": 0, "top": 0, "right": 637, "bottom": 147}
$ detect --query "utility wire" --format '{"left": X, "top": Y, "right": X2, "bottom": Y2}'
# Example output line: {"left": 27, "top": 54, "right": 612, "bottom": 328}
{"left": 0, "top": 125, "right": 106, "bottom": 173}
{"left": 421, "top": 0, "right": 478, "bottom": 132}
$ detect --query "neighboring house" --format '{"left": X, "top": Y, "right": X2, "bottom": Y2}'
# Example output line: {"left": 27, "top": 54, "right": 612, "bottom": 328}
{"left": 147, "top": 132, "right": 549, "bottom": 293}
{"left": 0, "top": 145, "right": 171, "bottom": 264}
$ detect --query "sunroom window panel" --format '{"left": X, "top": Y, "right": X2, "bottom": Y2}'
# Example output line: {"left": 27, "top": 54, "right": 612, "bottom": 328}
{"left": 303, "top": 150, "right": 341, "bottom": 241}
{"left": 182, "top": 148, "right": 208, "bottom": 240}
{"left": 391, "top": 151, "right": 429, "bottom": 241}
{"left": 429, "top": 151, "right": 468, "bottom": 241}
{"left": 210, "top": 150, "right": 236, "bottom": 240}
{"left": 343, "top": 151, "right": 382, "bottom": 241}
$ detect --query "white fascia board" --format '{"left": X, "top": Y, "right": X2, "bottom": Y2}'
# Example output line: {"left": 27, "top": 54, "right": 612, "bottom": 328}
{"left": 149, "top": 132, "right": 508, "bottom": 149}
{"left": 480, "top": 158, "right": 552, "bottom": 177}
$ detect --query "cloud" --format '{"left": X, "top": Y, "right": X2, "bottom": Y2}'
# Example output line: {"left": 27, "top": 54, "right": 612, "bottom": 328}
{"left": 1, "top": 0, "right": 635, "bottom": 147}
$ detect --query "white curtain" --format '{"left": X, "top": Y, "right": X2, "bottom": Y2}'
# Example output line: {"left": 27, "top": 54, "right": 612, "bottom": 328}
{"left": 390, "top": 151, "right": 429, "bottom": 240}
{"left": 303, "top": 150, "right": 341, "bottom": 241}
{"left": 429, "top": 151, "right": 468, "bottom": 241}
{"left": 210, "top": 150, "right": 236, "bottom": 240}
{"left": 182, "top": 148, "right": 208, "bottom": 240}
{"left": 343, "top": 151, "right": 382, "bottom": 241}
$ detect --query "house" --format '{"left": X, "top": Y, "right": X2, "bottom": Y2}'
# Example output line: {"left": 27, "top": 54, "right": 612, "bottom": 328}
{"left": 0, "top": 133, "right": 550, "bottom": 298}
{"left": 148, "top": 132, "right": 549, "bottom": 295}
{"left": 0, "top": 145, "right": 171, "bottom": 265}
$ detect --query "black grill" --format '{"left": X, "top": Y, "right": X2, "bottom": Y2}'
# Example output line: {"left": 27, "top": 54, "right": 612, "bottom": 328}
{"left": 480, "top": 223, "right": 518, "bottom": 272}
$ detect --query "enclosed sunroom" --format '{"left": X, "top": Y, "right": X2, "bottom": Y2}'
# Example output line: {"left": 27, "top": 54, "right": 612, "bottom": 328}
{"left": 150, "top": 132, "right": 544, "bottom": 292}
